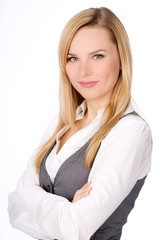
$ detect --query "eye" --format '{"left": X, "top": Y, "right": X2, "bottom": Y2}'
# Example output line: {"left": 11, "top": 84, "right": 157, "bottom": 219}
{"left": 67, "top": 56, "right": 78, "bottom": 62}
{"left": 93, "top": 54, "right": 104, "bottom": 60}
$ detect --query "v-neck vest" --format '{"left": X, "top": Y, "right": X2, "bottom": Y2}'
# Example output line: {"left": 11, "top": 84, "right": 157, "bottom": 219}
{"left": 39, "top": 139, "right": 146, "bottom": 240}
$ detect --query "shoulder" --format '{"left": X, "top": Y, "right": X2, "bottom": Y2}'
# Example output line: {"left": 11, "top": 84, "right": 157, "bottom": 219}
{"left": 91, "top": 113, "right": 152, "bottom": 179}
{"left": 105, "top": 113, "right": 152, "bottom": 144}
{"left": 100, "top": 113, "right": 153, "bottom": 159}
{"left": 100, "top": 112, "right": 152, "bottom": 156}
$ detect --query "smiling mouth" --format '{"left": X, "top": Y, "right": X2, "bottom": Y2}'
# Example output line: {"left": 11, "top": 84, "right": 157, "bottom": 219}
{"left": 79, "top": 81, "right": 98, "bottom": 88}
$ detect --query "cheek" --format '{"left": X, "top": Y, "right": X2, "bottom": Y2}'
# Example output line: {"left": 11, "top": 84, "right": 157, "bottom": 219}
{"left": 65, "top": 64, "right": 76, "bottom": 83}
{"left": 102, "top": 58, "right": 120, "bottom": 80}
{"left": 65, "top": 65, "right": 79, "bottom": 91}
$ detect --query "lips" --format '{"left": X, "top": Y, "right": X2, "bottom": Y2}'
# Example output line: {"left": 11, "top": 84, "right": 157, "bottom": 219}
{"left": 79, "top": 81, "right": 98, "bottom": 88}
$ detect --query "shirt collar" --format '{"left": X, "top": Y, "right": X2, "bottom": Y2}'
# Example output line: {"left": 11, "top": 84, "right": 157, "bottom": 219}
{"left": 76, "top": 98, "right": 145, "bottom": 121}
{"left": 56, "top": 99, "right": 144, "bottom": 147}
{"left": 76, "top": 100, "right": 87, "bottom": 120}
{"left": 76, "top": 100, "right": 105, "bottom": 121}
{"left": 56, "top": 100, "right": 104, "bottom": 145}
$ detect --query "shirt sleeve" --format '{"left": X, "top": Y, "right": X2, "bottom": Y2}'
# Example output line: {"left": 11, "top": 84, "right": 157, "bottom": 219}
{"left": 8, "top": 115, "right": 152, "bottom": 240}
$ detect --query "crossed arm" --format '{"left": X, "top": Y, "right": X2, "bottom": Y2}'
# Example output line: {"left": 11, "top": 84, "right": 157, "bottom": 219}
{"left": 8, "top": 116, "right": 152, "bottom": 240}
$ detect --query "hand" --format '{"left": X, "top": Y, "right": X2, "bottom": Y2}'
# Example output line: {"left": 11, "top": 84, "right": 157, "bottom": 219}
{"left": 72, "top": 181, "right": 92, "bottom": 203}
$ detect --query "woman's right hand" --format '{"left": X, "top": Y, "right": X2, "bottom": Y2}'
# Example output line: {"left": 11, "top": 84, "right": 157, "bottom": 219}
{"left": 72, "top": 181, "right": 92, "bottom": 203}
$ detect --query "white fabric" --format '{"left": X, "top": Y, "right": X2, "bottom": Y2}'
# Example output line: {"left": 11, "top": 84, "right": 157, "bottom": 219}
{"left": 46, "top": 100, "right": 105, "bottom": 183}
{"left": 8, "top": 99, "right": 152, "bottom": 240}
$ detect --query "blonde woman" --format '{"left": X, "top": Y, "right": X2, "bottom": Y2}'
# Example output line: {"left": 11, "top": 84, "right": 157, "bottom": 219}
{"left": 8, "top": 7, "right": 152, "bottom": 240}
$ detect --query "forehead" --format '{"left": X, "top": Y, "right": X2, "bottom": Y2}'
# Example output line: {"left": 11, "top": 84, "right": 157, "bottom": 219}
{"left": 69, "top": 27, "right": 115, "bottom": 53}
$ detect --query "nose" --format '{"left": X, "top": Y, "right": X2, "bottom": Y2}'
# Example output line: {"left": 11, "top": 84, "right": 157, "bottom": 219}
{"left": 79, "top": 60, "right": 92, "bottom": 77}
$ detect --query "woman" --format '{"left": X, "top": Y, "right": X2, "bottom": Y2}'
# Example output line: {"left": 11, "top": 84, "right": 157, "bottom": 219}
{"left": 8, "top": 7, "right": 152, "bottom": 240}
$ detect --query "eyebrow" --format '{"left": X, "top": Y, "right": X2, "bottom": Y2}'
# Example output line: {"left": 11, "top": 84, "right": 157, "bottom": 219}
{"left": 67, "top": 49, "right": 107, "bottom": 56}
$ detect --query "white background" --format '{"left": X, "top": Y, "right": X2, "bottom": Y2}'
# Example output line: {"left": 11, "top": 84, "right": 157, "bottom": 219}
{"left": 0, "top": 0, "right": 160, "bottom": 239}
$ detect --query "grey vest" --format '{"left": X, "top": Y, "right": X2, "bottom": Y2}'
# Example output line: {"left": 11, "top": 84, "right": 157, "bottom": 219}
{"left": 39, "top": 139, "right": 146, "bottom": 240}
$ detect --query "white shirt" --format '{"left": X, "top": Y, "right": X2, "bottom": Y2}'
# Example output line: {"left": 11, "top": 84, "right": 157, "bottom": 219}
{"left": 8, "top": 99, "right": 152, "bottom": 240}
{"left": 46, "top": 100, "right": 105, "bottom": 183}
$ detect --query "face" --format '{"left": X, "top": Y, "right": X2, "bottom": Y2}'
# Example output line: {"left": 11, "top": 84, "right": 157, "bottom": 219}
{"left": 65, "top": 27, "right": 121, "bottom": 106}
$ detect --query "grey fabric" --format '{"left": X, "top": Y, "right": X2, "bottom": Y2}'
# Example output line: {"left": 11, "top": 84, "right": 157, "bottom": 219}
{"left": 39, "top": 139, "right": 146, "bottom": 240}
{"left": 39, "top": 140, "right": 91, "bottom": 196}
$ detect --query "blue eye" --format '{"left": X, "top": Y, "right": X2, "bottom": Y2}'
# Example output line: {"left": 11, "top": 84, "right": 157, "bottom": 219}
{"left": 93, "top": 54, "right": 104, "bottom": 59}
{"left": 67, "top": 57, "right": 78, "bottom": 62}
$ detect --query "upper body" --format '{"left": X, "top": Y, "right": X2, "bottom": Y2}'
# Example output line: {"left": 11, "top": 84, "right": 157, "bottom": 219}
{"left": 8, "top": 99, "right": 152, "bottom": 240}
{"left": 8, "top": 7, "right": 153, "bottom": 240}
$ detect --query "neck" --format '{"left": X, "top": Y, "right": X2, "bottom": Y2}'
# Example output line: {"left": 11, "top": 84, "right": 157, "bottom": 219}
{"left": 85, "top": 99, "right": 109, "bottom": 121}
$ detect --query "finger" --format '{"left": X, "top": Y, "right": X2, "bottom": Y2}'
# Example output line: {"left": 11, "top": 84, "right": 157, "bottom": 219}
{"left": 77, "top": 191, "right": 90, "bottom": 200}
{"left": 76, "top": 186, "right": 92, "bottom": 196}
{"left": 73, "top": 190, "right": 91, "bottom": 202}
{"left": 72, "top": 183, "right": 92, "bottom": 203}
{"left": 81, "top": 181, "right": 92, "bottom": 190}
{"left": 75, "top": 187, "right": 92, "bottom": 200}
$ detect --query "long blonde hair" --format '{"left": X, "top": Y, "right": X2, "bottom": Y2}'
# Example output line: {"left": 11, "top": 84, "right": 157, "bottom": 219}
{"left": 35, "top": 7, "right": 132, "bottom": 172}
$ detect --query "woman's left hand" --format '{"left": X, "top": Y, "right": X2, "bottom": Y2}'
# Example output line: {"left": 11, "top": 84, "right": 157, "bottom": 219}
{"left": 72, "top": 181, "right": 92, "bottom": 203}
